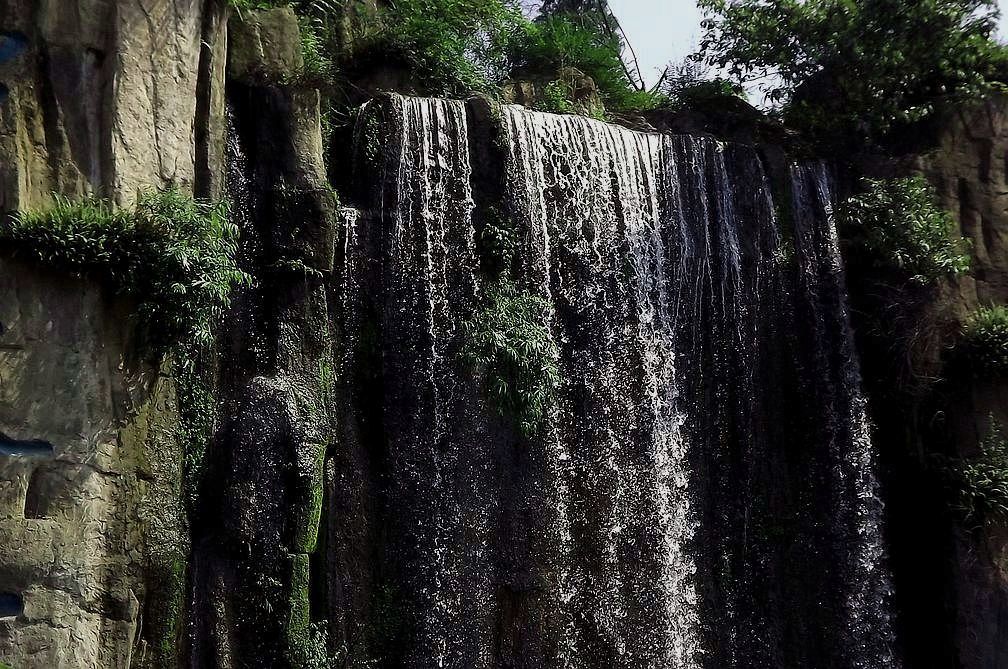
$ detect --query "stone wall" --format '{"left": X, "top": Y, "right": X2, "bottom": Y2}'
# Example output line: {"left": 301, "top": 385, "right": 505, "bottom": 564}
{"left": 0, "top": 0, "right": 227, "bottom": 211}
{"left": 0, "top": 258, "right": 185, "bottom": 668}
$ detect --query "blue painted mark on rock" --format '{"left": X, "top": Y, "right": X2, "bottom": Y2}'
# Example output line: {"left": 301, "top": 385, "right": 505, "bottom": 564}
{"left": 0, "top": 593, "right": 22, "bottom": 617}
{"left": 0, "top": 32, "right": 28, "bottom": 63}
{"left": 0, "top": 32, "right": 28, "bottom": 106}
{"left": 0, "top": 434, "right": 54, "bottom": 457}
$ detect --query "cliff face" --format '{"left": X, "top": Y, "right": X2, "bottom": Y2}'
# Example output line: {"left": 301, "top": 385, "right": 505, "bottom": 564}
{"left": 0, "top": 0, "right": 227, "bottom": 665}
{"left": 0, "top": 0, "right": 228, "bottom": 208}
{"left": 839, "top": 95, "right": 1008, "bottom": 669}
{"left": 0, "top": 259, "right": 185, "bottom": 668}
{"left": 915, "top": 97, "right": 1008, "bottom": 669}
{"left": 0, "top": 3, "right": 1007, "bottom": 669}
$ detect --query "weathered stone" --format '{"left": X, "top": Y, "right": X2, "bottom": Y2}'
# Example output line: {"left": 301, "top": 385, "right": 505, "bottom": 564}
{"left": 227, "top": 6, "right": 303, "bottom": 84}
{"left": 0, "top": 256, "right": 185, "bottom": 669}
{"left": 503, "top": 67, "right": 605, "bottom": 118}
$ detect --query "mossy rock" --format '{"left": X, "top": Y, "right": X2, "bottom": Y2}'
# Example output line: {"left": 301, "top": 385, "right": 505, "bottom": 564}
{"left": 285, "top": 553, "right": 312, "bottom": 640}
{"left": 290, "top": 442, "right": 326, "bottom": 554}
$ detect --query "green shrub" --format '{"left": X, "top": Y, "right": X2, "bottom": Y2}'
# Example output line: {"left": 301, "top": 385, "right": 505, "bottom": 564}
{"left": 837, "top": 175, "right": 971, "bottom": 284}
{"left": 512, "top": 14, "right": 662, "bottom": 112}
{"left": 538, "top": 79, "right": 576, "bottom": 115}
{"left": 962, "top": 305, "right": 1008, "bottom": 376}
{"left": 0, "top": 189, "right": 250, "bottom": 353}
{"left": 461, "top": 279, "right": 560, "bottom": 435}
{"left": 946, "top": 418, "right": 1008, "bottom": 523}
{"left": 351, "top": 0, "right": 527, "bottom": 96}
{"left": 298, "top": 15, "right": 335, "bottom": 81}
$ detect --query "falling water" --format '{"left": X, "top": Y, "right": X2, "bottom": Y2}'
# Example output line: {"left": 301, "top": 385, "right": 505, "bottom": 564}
{"left": 339, "top": 96, "right": 900, "bottom": 668}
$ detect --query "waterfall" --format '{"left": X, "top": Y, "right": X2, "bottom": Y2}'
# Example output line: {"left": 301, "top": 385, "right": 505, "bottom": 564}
{"left": 339, "top": 96, "right": 900, "bottom": 668}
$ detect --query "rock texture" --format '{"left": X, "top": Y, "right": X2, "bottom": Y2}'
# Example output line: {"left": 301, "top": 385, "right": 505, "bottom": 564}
{"left": 0, "top": 257, "right": 185, "bottom": 669}
{"left": 916, "top": 95, "right": 1008, "bottom": 669}
{"left": 0, "top": 0, "right": 227, "bottom": 211}
{"left": 188, "top": 10, "right": 338, "bottom": 666}
{"left": 0, "top": 1, "right": 226, "bottom": 667}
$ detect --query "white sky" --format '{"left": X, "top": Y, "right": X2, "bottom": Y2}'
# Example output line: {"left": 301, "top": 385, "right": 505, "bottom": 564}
{"left": 611, "top": 0, "right": 1008, "bottom": 88}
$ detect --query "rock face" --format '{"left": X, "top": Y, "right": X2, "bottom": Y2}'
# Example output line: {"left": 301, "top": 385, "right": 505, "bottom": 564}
{"left": 0, "top": 1, "right": 225, "bottom": 667}
{"left": 916, "top": 97, "right": 1008, "bottom": 669}
{"left": 0, "top": 0, "right": 227, "bottom": 210}
{"left": 186, "top": 10, "right": 337, "bottom": 666}
{"left": 0, "top": 257, "right": 185, "bottom": 668}
{"left": 842, "top": 95, "right": 1008, "bottom": 669}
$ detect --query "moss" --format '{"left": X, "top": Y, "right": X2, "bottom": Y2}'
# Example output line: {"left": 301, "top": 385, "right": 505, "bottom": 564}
{"left": 175, "top": 354, "right": 218, "bottom": 517}
{"left": 291, "top": 443, "right": 326, "bottom": 554}
{"left": 286, "top": 553, "right": 312, "bottom": 639}
{"left": 150, "top": 555, "right": 188, "bottom": 668}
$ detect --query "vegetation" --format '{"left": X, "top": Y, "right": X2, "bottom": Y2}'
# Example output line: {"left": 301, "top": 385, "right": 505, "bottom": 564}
{"left": 836, "top": 176, "right": 971, "bottom": 284}
{"left": 461, "top": 279, "right": 560, "bottom": 436}
{"left": 347, "top": 0, "right": 526, "bottom": 96}
{"left": 1, "top": 190, "right": 249, "bottom": 353}
{"left": 697, "top": 0, "right": 1008, "bottom": 144}
{"left": 962, "top": 306, "right": 1008, "bottom": 376}
{"left": 661, "top": 59, "right": 746, "bottom": 112}
{"left": 511, "top": 10, "right": 662, "bottom": 112}
{"left": 287, "top": 621, "right": 339, "bottom": 669}
{"left": 945, "top": 418, "right": 1008, "bottom": 523}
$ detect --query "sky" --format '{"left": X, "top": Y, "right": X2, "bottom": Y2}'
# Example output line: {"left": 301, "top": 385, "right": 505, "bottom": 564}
{"left": 611, "top": 0, "right": 1008, "bottom": 89}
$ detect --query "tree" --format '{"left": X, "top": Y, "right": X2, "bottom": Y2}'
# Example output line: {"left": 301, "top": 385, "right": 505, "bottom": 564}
{"left": 697, "top": 0, "right": 1007, "bottom": 144}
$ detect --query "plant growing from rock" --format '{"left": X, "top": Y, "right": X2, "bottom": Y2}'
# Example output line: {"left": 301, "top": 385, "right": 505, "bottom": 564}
{"left": 836, "top": 175, "right": 971, "bottom": 285}
{"left": 945, "top": 417, "right": 1008, "bottom": 523}
{"left": 0, "top": 189, "right": 250, "bottom": 354}
{"left": 961, "top": 305, "right": 1008, "bottom": 376}
{"left": 460, "top": 279, "right": 560, "bottom": 436}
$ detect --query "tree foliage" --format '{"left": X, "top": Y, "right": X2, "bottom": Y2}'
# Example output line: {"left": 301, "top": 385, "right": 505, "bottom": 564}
{"left": 512, "top": 11, "right": 661, "bottom": 111}
{"left": 351, "top": 0, "right": 527, "bottom": 96}
{"left": 697, "top": 0, "right": 1007, "bottom": 143}
{"left": 837, "top": 175, "right": 971, "bottom": 284}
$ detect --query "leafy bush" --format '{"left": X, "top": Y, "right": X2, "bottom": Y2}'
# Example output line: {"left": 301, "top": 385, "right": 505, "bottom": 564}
{"left": 512, "top": 13, "right": 662, "bottom": 112}
{"left": 538, "top": 79, "right": 576, "bottom": 114}
{"left": 351, "top": 0, "right": 527, "bottom": 96}
{"left": 962, "top": 305, "right": 1008, "bottom": 376}
{"left": 837, "top": 175, "right": 971, "bottom": 284}
{"left": 0, "top": 190, "right": 250, "bottom": 353}
{"left": 298, "top": 15, "right": 335, "bottom": 81}
{"left": 946, "top": 418, "right": 1008, "bottom": 523}
{"left": 697, "top": 0, "right": 1006, "bottom": 144}
{"left": 461, "top": 279, "right": 560, "bottom": 435}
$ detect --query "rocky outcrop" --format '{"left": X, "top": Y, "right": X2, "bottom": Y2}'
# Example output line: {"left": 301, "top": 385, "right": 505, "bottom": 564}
{"left": 0, "top": 257, "right": 185, "bottom": 668}
{"left": 916, "top": 96, "right": 1008, "bottom": 669}
{"left": 187, "top": 9, "right": 337, "bottom": 666}
{"left": 0, "top": 0, "right": 227, "bottom": 210}
{"left": 843, "top": 95, "right": 1008, "bottom": 669}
